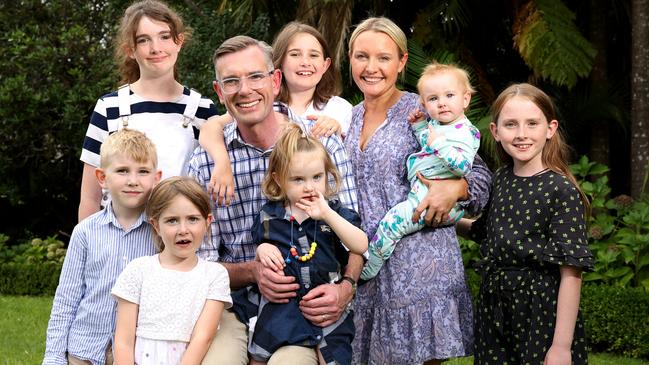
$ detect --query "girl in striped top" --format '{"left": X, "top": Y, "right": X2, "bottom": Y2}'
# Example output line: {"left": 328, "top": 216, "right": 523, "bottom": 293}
{"left": 78, "top": 0, "right": 219, "bottom": 221}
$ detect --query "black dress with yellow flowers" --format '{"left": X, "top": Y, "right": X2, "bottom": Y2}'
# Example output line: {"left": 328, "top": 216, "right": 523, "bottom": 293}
{"left": 470, "top": 167, "right": 594, "bottom": 365}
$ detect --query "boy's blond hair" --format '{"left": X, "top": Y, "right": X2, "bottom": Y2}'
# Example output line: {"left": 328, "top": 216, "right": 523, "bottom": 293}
{"left": 417, "top": 62, "right": 476, "bottom": 96}
{"left": 99, "top": 129, "right": 158, "bottom": 168}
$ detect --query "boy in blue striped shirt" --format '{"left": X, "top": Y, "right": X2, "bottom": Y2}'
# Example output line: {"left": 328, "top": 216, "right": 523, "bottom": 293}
{"left": 44, "top": 129, "right": 161, "bottom": 365}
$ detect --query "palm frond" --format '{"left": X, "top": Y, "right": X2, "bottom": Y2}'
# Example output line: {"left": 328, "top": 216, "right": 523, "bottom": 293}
{"left": 316, "top": 0, "right": 354, "bottom": 69}
{"left": 431, "top": 0, "right": 471, "bottom": 33}
{"left": 404, "top": 40, "right": 457, "bottom": 92}
{"left": 513, "top": 0, "right": 596, "bottom": 88}
{"left": 215, "top": 0, "right": 270, "bottom": 27}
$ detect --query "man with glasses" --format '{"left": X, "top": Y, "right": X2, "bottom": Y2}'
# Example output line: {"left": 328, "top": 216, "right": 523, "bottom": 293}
{"left": 187, "top": 36, "right": 361, "bottom": 365}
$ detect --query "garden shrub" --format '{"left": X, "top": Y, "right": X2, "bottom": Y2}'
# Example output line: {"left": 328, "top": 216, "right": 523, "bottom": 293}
{"left": 0, "top": 235, "right": 65, "bottom": 295}
{"left": 0, "top": 262, "right": 61, "bottom": 296}
{"left": 464, "top": 273, "right": 649, "bottom": 358}
{"left": 581, "top": 284, "right": 649, "bottom": 358}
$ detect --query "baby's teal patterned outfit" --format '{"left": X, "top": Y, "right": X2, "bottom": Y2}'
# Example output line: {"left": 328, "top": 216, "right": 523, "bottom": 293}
{"left": 361, "top": 116, "right": 480, "bottom": 280}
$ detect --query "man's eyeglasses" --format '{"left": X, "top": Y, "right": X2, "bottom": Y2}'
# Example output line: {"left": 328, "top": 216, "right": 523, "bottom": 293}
{"left": 217, "top": 70, "right": 275, "bottom": 94}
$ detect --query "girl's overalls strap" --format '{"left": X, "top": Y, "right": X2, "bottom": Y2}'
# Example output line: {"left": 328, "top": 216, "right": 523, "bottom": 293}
{"left": 116, "top": 84, "right": 203, "bottom": 129}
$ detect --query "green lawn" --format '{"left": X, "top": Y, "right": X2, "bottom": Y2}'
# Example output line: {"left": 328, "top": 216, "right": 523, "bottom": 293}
{"left": 0, "top": 295, "right": 52, "bottom": 364}
{"left": 1, "top": 295, "right": 647, "bottom": 364}
{"left": 445, "top": 353, "right": 649, "bottom": 364}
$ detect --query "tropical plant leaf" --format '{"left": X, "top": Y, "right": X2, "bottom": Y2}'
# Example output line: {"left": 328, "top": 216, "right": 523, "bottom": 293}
{"left": 430, "top": 0, "right": 471, "bottom": 33}
{"left": 404, "top": 40, "right": 457, "bottom": 91}
{"left": 513, "top": 0, "right": 596, "bottom": 88}
{"left": 314, "top": 0, "right": 354, "bottom": 69}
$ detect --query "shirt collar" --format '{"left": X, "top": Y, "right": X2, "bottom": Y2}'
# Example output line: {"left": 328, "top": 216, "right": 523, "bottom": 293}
{"left": 263, "top": 200, "right": 291, "bottom": 220}
{"left": 97, "top": 203, "right": 148, "bottom": 232}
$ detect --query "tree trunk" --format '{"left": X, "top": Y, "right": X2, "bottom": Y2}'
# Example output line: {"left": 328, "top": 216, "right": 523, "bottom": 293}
{"left": 589, "top": 0, "right": 610, "bottom": 168}
{"left": 631, "top": 0, "right": 649, "bottom": 198}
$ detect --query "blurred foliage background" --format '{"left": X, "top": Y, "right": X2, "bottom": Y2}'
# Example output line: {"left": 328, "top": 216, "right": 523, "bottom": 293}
{"left": 0, "top": 0, "right": 640, "bottom": 245}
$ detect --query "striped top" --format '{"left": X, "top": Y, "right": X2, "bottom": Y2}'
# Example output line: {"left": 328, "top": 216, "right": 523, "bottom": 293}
{"left": 43, "top": 205, "right": 156, "bottom": 365}
{"left": 188, "top": 102, "right": 358, "bottom": 263}
{"left": 80, "top": 85, "right": 219, "bottom": 178}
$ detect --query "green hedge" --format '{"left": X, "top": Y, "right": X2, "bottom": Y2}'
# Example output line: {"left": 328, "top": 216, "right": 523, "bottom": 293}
{"left": 581, "top": 284, "right": 649, "bottom": 358}
{"left": 466, "top": 271, "right": 649, "bottom": 359}
{"left": 0, "top": 262, "right": 61, "bottom": 296}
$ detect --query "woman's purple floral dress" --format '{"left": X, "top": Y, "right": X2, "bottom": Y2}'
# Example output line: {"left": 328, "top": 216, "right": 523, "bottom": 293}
{"left": 345, "top": 92, "right": 492, "bottom": 364}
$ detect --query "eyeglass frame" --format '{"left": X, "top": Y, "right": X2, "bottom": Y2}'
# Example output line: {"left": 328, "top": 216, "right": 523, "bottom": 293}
{"left": 216, "top": 70, "right": 276, "bottom": 94}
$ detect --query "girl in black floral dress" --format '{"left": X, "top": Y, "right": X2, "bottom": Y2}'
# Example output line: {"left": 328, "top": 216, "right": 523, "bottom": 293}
{"left": 458, "top": 83, "right": 594, "bottom": 365}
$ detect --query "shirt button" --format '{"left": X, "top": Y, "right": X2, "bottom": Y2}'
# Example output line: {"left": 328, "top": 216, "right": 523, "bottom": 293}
{"left": 298, "top": 227, "right": 302, "bottom": 231}
{"left": 305, "top": 284, "right": 310, "bottom": 289}
{"left": 123, "top": 256, "right": 127, "bottom": 261}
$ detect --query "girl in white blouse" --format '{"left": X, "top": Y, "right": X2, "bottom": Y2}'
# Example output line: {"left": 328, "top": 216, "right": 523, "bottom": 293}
{"left": 112, "top": 177, "right": 232, "bottom": 364}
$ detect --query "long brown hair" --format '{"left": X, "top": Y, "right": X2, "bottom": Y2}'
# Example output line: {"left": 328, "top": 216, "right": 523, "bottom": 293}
{"left": 262, "top": 123, "right": 340, "bottom": 202}
{"left": 272, "top": 22, "right": 341, "bottom": 110}
{"left": 491, "top": 83, "right": 589, "bottom": 211}
{"left": 114, "top": 0, "right": 191, "bottom": 84}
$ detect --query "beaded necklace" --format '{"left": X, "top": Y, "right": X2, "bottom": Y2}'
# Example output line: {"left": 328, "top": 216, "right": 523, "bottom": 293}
{"left": 285, "top": 215, "right": 318, "bottom": 264}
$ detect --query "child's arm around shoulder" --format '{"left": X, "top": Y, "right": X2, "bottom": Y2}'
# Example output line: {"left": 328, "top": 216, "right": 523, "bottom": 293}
{"left": 199, "top": 113, "right": 235, "bottom": 207}
{"left": 296, "top": 192, "right": 368, "bottom": 255}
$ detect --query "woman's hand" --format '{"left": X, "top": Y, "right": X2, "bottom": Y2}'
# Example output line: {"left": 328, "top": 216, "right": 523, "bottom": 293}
{"left": 255, "top": 243, "right": 285, "bottom": 272}
{"left": 295, "top": 191, "right": 331, "bottom": 221}
{"left": 308, "top": 115, "right": 341, "bottom": 138}
{"left": 412, "top": 172, "right": 468, "bottom": 226}
{"left": 208, "top": 164, "right": 235, "bottom": 207}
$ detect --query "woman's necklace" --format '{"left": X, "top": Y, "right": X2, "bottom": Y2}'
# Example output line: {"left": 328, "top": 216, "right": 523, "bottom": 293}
{"left": 285, "top": 215, "right": 318, "bottom": 264}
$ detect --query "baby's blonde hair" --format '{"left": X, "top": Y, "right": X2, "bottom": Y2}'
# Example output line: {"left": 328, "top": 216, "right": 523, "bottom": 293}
{"left": 417, "top": 62, "right": 475, "bottom": 96}
{"left": 262, "top": 123, "right": 340, "bottom": 202}
{"left": 99, "top": 129, "right": 157, "bottom": 169}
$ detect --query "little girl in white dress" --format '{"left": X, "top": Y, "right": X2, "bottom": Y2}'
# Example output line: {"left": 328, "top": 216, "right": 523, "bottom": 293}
{"left": 112, "top": 177, "right": 232, "bottom": 364}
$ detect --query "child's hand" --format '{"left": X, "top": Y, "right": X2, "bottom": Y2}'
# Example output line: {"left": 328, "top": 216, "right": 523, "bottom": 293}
{"left": 407, "top": 109, "right": 426, "bottom": 124}
{"left": 308, "top": 115, "right": 341, "bottom": 138}
{"left": 208, "top": 165, "right": 235, "bottom": 207}
{"left": 256, "top": 243, "right": 285, "bottom": 272}
{"left": 426, "top": 124, "right": 440, "bottom": 147}
{"left": 295, "top": 191, "right": 331, "bottom": 221}
{"left": 544, "top": 344, "right": 571, "bottom": 365}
